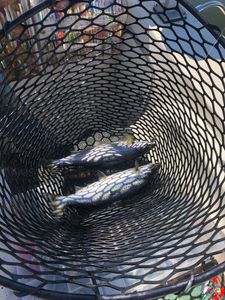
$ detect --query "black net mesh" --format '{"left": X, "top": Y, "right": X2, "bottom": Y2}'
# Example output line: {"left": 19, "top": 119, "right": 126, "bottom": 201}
{"left": 0, "top": 0, "right": 224, "bottom": 299}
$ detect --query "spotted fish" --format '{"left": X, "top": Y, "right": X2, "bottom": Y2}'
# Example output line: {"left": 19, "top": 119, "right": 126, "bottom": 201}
{"left": 50, "top": 139, "right": 156, "bottom": 169}
{"left": 52, "top": 162, "right": 160, "bottom": 216}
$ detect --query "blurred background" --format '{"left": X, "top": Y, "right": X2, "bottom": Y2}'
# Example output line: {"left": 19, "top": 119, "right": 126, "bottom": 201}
{"left": 0, "top": 0, "right": 224, "bottom": 83}
{"left": 0, "top": 0, "right": 224, "bottom": 32}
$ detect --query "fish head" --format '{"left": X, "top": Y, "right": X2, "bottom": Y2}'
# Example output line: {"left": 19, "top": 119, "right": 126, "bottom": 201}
{"left": 139, "top": 162, "right": 161, "bottom": 178}
{"left": 133, "top": 140, "right": 156, "bottom": 151}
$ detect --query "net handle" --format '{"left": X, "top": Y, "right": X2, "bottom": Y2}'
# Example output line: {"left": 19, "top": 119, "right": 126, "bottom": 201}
{"left": 101, "top": 261, "right": 225, "bottom": 300}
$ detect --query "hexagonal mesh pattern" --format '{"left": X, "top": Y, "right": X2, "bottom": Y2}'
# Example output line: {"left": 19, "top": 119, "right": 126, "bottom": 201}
{"left": 0, "top": 0, "right": 224, "bottom": 299}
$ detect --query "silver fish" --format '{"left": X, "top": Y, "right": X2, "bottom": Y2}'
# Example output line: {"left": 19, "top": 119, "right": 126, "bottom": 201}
{"left": 52, "top": 162, "right": 160, "bottom": 216}
{"left": 50, "top": 139, "right": 156, "bottom": 169}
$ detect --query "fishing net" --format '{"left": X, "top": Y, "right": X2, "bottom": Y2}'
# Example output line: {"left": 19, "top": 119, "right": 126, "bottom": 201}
{"left": 0, "top": 0, "right": 224, "bottom": 299}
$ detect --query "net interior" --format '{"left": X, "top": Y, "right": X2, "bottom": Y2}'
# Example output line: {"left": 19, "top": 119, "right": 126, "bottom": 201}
{"left": 0, "top": 0, "right": 224, "bottom": 299}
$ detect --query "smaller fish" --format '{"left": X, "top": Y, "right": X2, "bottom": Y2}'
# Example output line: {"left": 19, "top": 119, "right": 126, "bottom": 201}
{"left": 51, "top": 162, "right": 160, "bottom": 217}
{"left": 49, "top": 136, "right": 156, "bottom": 169}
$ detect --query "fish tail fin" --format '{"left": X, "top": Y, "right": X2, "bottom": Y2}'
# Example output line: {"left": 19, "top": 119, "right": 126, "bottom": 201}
{"left": 52, "top": 196, "right": 66, "bottom": 218}
{"left": 46, "top": 161, "right": 59, "bottom": 174}
{"left": 46, "top": 194, "right": 65, "bottom": 218}
{"left": 40, "top": 158, "right": 54, "bottom": 168}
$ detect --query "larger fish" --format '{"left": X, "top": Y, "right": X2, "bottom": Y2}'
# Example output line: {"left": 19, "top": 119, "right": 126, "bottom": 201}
{"left": 52, "top": 162, "right": 160, "bottom": 216}
{"left": 50, "top": 138, "right": 156, "bottom": 169}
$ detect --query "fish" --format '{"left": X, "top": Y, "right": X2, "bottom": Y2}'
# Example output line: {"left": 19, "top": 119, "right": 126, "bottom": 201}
{"left": 51, "top": 162, "right": 161, "bottom": 217}
{"left": 49, "top": 136, "right": 156, "bottom": 169}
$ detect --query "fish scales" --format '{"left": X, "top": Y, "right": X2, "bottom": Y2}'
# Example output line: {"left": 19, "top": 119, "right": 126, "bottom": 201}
{"left": 50, "top": 140, "right": 156, "bottom": 169}
{"left": 53, "top": 163, "right": 160, "bottom": 216}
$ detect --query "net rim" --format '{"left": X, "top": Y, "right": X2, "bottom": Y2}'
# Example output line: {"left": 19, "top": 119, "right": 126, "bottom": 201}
{"left": 1, "top": 261, "right": 225, "bottom": 299}
{"left": 181, "top": 0, "right": 225, "bottom": 47}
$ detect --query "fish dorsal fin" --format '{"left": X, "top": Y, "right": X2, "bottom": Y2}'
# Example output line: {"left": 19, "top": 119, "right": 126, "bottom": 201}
{"left": 97, "top": 170, "right": 107, "bottom": 180}
{"left": 124, "top": 133, "right": 135, "bottom": 145}
{"left": 134, "top": 160, "right": 140, "bottom": 174}
{"left": 75, "top": 185, "right": 82, "bottom": 191}
{"left": 95, "top": 140, "right": 111, "bottom": 147}
{"left": 95, "top": 140, "right": 103, "bottom": 147}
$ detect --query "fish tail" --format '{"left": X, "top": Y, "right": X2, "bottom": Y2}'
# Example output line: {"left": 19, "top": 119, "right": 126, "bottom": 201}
{"left": 47, "top": 194, "right": 65, "bottom": 218}
{"left": 40, "top": 158, "right": 54, "bottom": 168}
{"left": 47, "top": 163, "right": 59, "bottom": 174}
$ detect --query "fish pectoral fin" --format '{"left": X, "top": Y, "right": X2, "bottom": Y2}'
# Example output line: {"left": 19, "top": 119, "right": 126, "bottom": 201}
{"left": 42, "top": 159, "right": 59, "bottom": 172}
{"left": 134, "top": 160, "right": 140, "bottom": 174}
{"left": 124, "top": 133, "right": 135, "bottom": 145}
{"left": 97, "top": 170, "right": 107, "bottom": 180}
